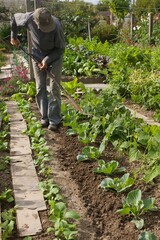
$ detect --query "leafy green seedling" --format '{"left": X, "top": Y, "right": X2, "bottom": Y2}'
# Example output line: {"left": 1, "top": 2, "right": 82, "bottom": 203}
{"left": 24, "top": 121, "right": 45, "bottom": 139}
{"left": 17, "top": 80, "right": 36, "bottom": 98}
{"left": 100, "top": 173, "right": 135, "bottom": 192}
{"left": 0, "top": 129, "right": 9, "bottom": 151}
{"left": 0, "top": 156, "right": 10, "bottom": 171}
{"left": 0, "top": 140, "right": 8, "bottom": 151}
{"left": 34, "top": 153, "right": 50, "bottom": 166}
{"left": 39, "top": 180, "right": 63, "bottom": 202}
{"left": 77, "top": 146, "right": 100, "bottom": 161}
{"left": 94, "top": 160, "right": 126, "bottom": 175}
{"left": 61, "top": 77, "right": 86, "bottom": 97}
{"left": 0, "top": 208, "right": 15, "bottom": 239}
{"left": 77, "top": 122, "right": 90, "bottom": 144}
{"left": 48, "top": 201, "right": 80, "bottom": 240}
{"left": 117, "top": 189, "right": 158, "bottom": 229}
{"left": 138, "top": 231, "right": 157, "bottom": 240}
{"left": 0, "top": 101, "right": 9, "bottom": 123}
{"left": 0, "top": 189, "right": 14, "bottom": 203}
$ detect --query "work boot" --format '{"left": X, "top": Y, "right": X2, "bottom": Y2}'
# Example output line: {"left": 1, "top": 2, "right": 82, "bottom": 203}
{"left": 48, "top": 124, "right": 58, "bottom": 131}
{"left": 41, "top": 119, "right": 49, "bottom": 128}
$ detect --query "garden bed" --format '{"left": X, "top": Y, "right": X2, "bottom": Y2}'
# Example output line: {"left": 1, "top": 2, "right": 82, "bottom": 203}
{"left": 0, "top": 95, "right": 160, "bottom": 239}
{"left": 0, "top": 49, "right": 160, "bottom": 238}
{"left": 30, "top": 101, "right": 160, "bottom": 240}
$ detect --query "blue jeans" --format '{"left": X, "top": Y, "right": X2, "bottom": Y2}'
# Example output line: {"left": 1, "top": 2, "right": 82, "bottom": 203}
{"left": 32, "top": 56, "right": 63, "bottom": 125}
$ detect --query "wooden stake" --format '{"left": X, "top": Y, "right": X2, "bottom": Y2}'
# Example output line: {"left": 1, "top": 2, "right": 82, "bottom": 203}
{"left": 25, "top": 0, "right": 34, "bottom": 80}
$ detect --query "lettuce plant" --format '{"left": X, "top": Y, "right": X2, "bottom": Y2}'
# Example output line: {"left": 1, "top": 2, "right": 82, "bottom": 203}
{"left": 117, "top": 189, "right": 158, "bottom": 229}
{"left": 139, "top": 231, "right": 157, "bottom": 240}
{"left": 94, "top": 160, "right": 126, "bottom": 175}
{"left": 0, "top": 208, "right": 15, "bottom": 240}
{"left": 48, "top": 201, "right": 80, "bottom": 240}
{"left": 0, "top": 189, "right": 14, "bottom": 203}
{"left": 77, "top": 146, "right": 100, "bottom": 161}
{"left": 100, "top": 173, "right": 135, "bottom": 193}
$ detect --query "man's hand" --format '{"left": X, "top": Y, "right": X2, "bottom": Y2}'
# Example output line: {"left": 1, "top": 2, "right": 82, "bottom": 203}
{"left": 10, "top": 38, "right": 20, "bottom": 48}
{"left": 38, "top": 59, "right": 47, "bottom": 70}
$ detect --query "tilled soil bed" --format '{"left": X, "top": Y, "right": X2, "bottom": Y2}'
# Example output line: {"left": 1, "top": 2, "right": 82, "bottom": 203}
{"left": 30, "top": 102, "right": 160, "bottom": 240}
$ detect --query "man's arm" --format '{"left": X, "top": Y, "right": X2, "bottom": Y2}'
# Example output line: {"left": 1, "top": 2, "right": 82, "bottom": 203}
{"left": 10, "top": 13, "right": 29, "bottom": 47}
{"left": 43, "top": 24, "right": 65, "bottom": 65}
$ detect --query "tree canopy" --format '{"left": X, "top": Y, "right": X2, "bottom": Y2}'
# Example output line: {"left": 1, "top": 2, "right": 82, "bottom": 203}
{"left": 103, "top": 0, "right": 130, "bottom": 23}
{"left": 132, "top": 0, "right": 160, "bottom": 17}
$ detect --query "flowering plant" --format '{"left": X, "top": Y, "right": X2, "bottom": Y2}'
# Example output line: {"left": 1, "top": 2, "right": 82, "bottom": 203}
{"left": 0, "top": 62, "right": 29, "bottom": 97}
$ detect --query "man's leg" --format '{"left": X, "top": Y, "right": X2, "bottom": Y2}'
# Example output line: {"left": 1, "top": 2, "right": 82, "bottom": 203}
{"left": 32, "top": 60, "right": 48, "bottom": 123}
{"left": 48, "top": 56, "right": 63, "bottom": 126}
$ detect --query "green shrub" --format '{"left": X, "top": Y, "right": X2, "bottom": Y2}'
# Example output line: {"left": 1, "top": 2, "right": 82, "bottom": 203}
{"left": 0, "top": 22, "right": 11, "bottom": 52}
{"left": 0, "top": 51, "right": 7, "bottom": 70}
{"left": 92, "top": 22, "right": 118, "bottom": 43}
{"left": 0, "top": 22, "right": 10, "bottom": 39}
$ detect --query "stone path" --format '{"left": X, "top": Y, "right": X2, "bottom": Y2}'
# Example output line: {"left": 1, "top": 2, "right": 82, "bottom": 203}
{"left": 0, "top": 64, "right": 12, "bottom": 80}
{"left": 125, "top": 106, "right": 160, "bottom": 127}
{"left": 6, "top": 101, "right": 46, "bottom": 237}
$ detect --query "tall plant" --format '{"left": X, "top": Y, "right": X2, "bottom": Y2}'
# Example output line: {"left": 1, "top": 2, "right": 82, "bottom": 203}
{"left": 103, "top": 0, "right": 131, "bottom": 27}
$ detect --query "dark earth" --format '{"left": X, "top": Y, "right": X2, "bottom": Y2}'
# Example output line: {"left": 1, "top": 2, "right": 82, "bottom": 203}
{"left": 0, "top": 98, "right": 160, "bottom": 240}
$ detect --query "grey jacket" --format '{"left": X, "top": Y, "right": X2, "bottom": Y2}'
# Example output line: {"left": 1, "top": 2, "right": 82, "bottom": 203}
{"left": 11, "top": 12, "right": 65, "bottom": 65}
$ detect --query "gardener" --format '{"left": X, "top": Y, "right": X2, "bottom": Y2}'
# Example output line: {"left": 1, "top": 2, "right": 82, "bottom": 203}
{"left": 10, "top": 7, "right": 65, "bottom": 131}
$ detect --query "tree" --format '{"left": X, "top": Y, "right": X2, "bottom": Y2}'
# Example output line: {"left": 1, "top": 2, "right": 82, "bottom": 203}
{"left": 43, "top": 0, "right": 98, "bottom": 39}
{"left": 132, "top": 0, "right": 160, "bottom": 17}
{"left": 103, "top": 0, "right": 131, "bottom": 26}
